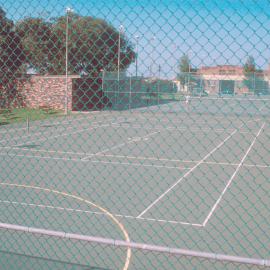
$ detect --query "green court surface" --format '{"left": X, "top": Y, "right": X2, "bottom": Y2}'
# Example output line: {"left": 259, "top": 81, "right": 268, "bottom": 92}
{"left": 0, "top": 104, "right": 269, "bottom": 269}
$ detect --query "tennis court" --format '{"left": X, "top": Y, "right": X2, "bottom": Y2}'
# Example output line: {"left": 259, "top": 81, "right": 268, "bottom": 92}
{"left": 0, "top": 98, "right": 269, "bottom": 269}
{"left": 1, "top": 0, "right": 270, "bottom": 268}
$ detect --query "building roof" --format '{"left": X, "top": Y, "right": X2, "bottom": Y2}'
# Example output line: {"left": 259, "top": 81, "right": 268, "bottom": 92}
{"left": 198, "top": 65, "right": 244, "bottom": 75}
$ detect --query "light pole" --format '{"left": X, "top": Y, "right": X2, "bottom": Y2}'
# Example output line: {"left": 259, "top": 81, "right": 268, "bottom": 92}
{"left": 65, "top": 7, "right": 73, "bottom": 115}
{"left": 158, "top": 65, "right": 161, "bottom": 105}
{"left": 117, "top": 25, "right": 124, "bottom": 105}
{"left": 135, "top": 35, "right": 139, "bottom": 77}
{"left": 150, "top": 36, "right": 156, "bottom": 78}
{"left": 118, "top": 25, "right": 124, "bottom": 82}
{"left": 188, "top": 51, "right": 192, "bottom": 94}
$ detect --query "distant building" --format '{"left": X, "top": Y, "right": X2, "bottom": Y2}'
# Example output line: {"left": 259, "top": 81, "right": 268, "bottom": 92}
{"left": 174, "top": 65, "right": 270, "bottom": 95}
{"left": 198, "top": 65, "right": 248, "bottom": 95}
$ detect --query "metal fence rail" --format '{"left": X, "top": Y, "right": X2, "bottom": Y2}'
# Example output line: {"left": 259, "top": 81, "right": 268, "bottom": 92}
{"left": 1, "top": 222, "right": 269, "bottom": 267}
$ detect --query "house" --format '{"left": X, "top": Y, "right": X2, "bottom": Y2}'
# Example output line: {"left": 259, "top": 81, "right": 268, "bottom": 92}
{"left": 175, "top": 65, "right": 270, "bottom": 95}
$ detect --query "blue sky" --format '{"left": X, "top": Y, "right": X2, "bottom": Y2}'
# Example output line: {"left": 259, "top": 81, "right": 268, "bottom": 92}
{"left": 1, "top": 0, "right": 270, "bottom": 78}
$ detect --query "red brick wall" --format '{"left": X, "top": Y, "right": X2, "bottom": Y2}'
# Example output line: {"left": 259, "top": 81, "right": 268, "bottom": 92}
{"left": 16, "top": 75, "right": 80, "bottom": 111}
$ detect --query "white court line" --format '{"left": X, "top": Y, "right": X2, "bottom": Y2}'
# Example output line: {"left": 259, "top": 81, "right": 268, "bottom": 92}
{"left": 202, "top": 122, "right": 265, "bottom": 227}
{"left": 0, "top": 118, "right": 108, "bottom": 145}
{"left": 0, "top": 200, "right": 202, "bottom": 227}
{"left": 137, "top": 126, "right": 242, "bottom": 218}
{"left": 0, "top": 152, "right": 189, "bottom": 170}
{"left": 136, "top": 116, "right": 236, "bottom": 125}
{"left": 0, "top": 146, "right": 88, "bottom": 156}
{"left": 0, "top": 112, "right": 261, "bottom": 145}
{"left": 82, "top": 130, "right": 163, "bottom": 160}
{"left": 0, "top": 112, "right": 125, "bottom": 145}
{"left": 111, "top": 123, "right": 254, "bottom": 134}
{"left": 13, "top": 123, "right": 111, "bottom": 147}
{"left": 10, "top": 114, "right": 133, "bottom": 147}
{"left": 96, "top": 154, "right": 269, "bottom": 169}
{"left": 0, "top": 146, "right": 269, "bottom": 169}
{"left": 1, "top": 144, "right": 269, "bottom": 169}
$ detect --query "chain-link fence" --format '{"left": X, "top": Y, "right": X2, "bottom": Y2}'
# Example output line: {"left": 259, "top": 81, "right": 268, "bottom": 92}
{"left": 0, "top": 1, "right": 270, "bottom": 269}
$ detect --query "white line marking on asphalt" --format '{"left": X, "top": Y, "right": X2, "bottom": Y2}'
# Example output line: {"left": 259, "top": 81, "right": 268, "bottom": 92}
{"left": 137, "top": 127, "right": 242, "bottom": 218}
{"left": 0, "top": 200, "right": 203, "bottom": 227}
{"left": 202, "top": 122, "right": 265, "bottom": 226}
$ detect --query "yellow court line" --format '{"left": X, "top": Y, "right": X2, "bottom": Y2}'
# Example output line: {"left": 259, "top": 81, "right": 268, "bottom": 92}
{"left": 0, "top": 182, "right": 131, "bottom": 270}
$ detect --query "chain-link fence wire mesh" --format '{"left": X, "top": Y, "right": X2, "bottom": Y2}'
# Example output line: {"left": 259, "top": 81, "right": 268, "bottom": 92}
{"left": 0, "top": 0, "right": 270, "bottom": 269}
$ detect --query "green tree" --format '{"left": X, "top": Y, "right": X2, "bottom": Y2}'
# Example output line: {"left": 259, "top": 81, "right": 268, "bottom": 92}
{"left": 0, "top": 7, "right": 24, "bottom": 107}
{"left": 177, "top": 54, "right": 191, "bottom": 90}
{"left": 177, "top": 54, "right": 198, "bottom": 93}
{"left": 15, "top": 18, "right": 53, "bottom": 74}
{"left": 16, "top": 14, "right": 135, "bottom": 76}
{"left": 0, "top": 8, "right": 24, "bottom": 79}
{"left": 243, "top": 56, "right": 256, "bottom": 92}
{"left": 179, "top": 54, "right": 190, "bottom": 72}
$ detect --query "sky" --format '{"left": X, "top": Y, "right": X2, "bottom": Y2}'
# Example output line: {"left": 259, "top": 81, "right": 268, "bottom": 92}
{"left": 1, "top": 0, "right": 270, "bottom": 79}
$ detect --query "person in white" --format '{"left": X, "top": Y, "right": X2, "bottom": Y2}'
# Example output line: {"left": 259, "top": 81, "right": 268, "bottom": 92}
{"left": 185, "top": 95, "right": 190, "bottom": 107}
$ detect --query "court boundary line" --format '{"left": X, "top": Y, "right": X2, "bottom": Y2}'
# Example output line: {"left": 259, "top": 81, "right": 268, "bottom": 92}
{"left": 1, "top": 113, "right": 261, "bottom": 146}
{"left": 13, "top": 123, "right": 111, "bottom": 147}
{"left": 136, "top": 115, "right": 248, "bottom": 125}
{"left": 0, "top": 152, "right": 190, "bottom": 170}
{"left": 202, "top": 122, "right": 266, "bottom": 226}
{"left": 107, "top": 123, "right": 254, "bottom": 134}
{"left": 82, "top": 130, "right": 162, "bottom": 160}
{"left": 0, "top": 199, "right": 203, "bottom": 227}
{"left": 0, "top": 114, "right": 127, "bottom": 146}
{"left": 0, "top": 145, "right": 269, "bottom": 169}
{"left": 0, "top": 118, "right": 110, "bottom": 145}
{"left": 2, "top": 121, "right": 256, "bottom": 149}
{"left": 137, "top": 126, "right": 242, "bottom": 218}
{"left": 10, "top": 114, "right": 134, "bottom": 147}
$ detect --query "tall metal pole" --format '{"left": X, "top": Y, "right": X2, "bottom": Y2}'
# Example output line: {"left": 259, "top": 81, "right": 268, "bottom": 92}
{"left": 150, "top": 36, "right": 156, "bottom": 78}
{"left": 135, "top": 35, "right": 139, "bottom": 77}
{"left": 188, "top": 51, "right": 192, "bottom": 94}
{"left": 65, "top": 7, "right": 73, "bottom": 115}
{"left": 101, "top": 69, "right": 105, "bottom": 93}
{"left": 158, "top": 65, "right": 160, "bottom": 105}
{"left": 188, "top": 60, "right": 190, "bottom": 94}
{"left": 129, "top": 76, "right": 132, "bottom": 110}
{"left": 118, "top": 25, "right": 124, "bottom": 103}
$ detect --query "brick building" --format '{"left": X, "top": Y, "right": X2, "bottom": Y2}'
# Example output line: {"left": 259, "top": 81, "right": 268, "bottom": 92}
{"left": 177, "top": 65, "right": 270, "bottom": 95}
{"left": 1, "top": 75, "right": 110, "bottom": 111}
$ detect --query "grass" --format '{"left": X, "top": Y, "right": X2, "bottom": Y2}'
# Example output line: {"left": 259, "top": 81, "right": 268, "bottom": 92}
{"left": 0, "top": 108, "right": 63, "bottom": 126}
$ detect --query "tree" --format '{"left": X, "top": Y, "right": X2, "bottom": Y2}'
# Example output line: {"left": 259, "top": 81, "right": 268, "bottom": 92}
{"left": 243, "top": 56, "right": 256, "bottom": 92}
{"left": 177, "top": 54, "right": 190, "bottom": 91}
{"left": 178, "top": 54, "right": 191, "bottom": 74}
{"left": 16, "top": 14, "right": 136, "bottom": 76}
{"left": 0, "top": 7, "right": 24, "bottom": 107}
{"left": 0, "top": 7, "right": 24, "bottom": 80}
{"left": 177, "top": 54, "right": 198, "bottom": 93}
{"left": 15, "top": 18, "right": 53, "bottom": 74}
